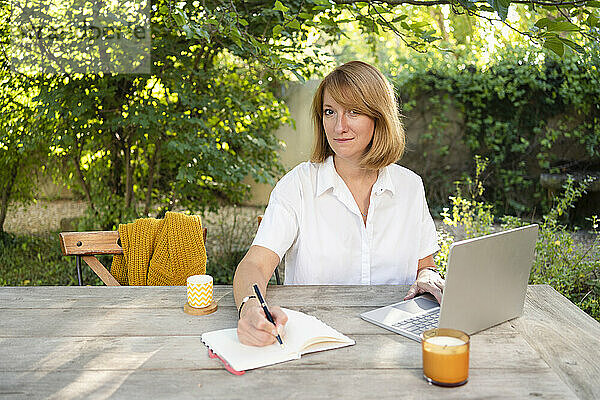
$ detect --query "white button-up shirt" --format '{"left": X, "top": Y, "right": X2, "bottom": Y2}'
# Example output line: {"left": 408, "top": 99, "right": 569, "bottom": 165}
{"left": 252, "top": 156, "right": 440, "bottom": 285}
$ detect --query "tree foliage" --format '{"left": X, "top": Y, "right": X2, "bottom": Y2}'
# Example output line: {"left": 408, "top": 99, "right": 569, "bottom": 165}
{"left": 0, "top": 72, "right": 50, "bottom": 233}
{"left": 1, "top": 0, "right": 599, "bottom": 232}
{"left": 387, "top": 45, "right": 600, "bottom": 215}
{"left": 173, "top": 0, "right": 600, "bottom": 66}
{"left": 3, "top": 0, "right": 299, "bottom": 230}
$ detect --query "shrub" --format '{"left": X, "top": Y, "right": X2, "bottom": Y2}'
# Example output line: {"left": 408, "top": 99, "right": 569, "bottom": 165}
{"left": 436, "top": 158, "right": 600, "bottom": 321}
{"left": 0, "top": 231, "right": 102, "bottom": 286}
{"left": 203, "top": 206, "right": 264, "bottom": 285}
{"left": 388, "top": 46, "right": 600, "bottom": 217}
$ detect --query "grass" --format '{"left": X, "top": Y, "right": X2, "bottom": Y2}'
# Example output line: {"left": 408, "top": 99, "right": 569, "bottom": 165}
{"left": 0, "top": 231, "right": 102, "bottom": 286}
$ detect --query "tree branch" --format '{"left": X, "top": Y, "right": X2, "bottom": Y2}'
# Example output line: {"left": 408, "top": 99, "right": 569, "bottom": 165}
{"left": 333, "top": 0, "right": 591, "bottom": 6}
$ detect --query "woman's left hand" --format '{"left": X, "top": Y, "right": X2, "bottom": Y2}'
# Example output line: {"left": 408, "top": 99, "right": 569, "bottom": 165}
{"left": 404, "top": 268, "right": 445, "bottom": 304}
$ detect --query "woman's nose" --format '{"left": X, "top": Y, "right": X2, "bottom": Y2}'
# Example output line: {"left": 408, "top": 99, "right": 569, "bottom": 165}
{"left": 335, "top": 113, "right": 348, "bottom": 134}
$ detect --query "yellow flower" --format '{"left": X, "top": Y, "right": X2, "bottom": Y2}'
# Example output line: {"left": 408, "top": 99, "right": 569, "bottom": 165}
{"left": 554, "top": 240, "right": 560, "bottom": 246}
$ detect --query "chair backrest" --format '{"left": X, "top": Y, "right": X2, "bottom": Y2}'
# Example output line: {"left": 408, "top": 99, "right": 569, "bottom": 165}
{"left": 59, "top": 229, "right": 207, "bottom": 286}
{"left": 60, "top": 231, "right": 123, "bottom": 256}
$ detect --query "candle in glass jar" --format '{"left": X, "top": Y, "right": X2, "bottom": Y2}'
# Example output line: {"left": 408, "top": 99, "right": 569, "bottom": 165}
{"left": 422, "top": 328, "right": 469, "bottom": 387}
{"left": 426, "top": 336, "right": 466, "bottom": 346}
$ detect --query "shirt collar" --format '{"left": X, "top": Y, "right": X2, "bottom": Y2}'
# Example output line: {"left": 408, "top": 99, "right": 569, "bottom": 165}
{"left": 316, "top": 156, "right": 396, "bottom": 197}
{"left": 372, "top": 164, "right": 396, "bottom": 196}
{"left": 316, "top": 156, "right": 338, "bottom": 197}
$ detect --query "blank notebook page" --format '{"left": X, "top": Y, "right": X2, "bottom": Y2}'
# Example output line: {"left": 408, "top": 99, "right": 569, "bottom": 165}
{"left": 201, "top": 308, "right": 354, "bottom": 371}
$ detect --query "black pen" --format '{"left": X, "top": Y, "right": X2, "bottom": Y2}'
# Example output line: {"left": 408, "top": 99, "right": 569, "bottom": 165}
{"left": 252, "top": 284, "right": 284, "bottom": 348}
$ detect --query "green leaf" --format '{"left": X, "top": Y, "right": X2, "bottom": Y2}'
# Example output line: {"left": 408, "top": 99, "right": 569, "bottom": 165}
{"left": 290, "top": 69, "right": 306, "bottom": 83}
{"left": 411, "top": 21, "right": 430, "bottom": 29}
{"left": 544, "top": 36, "right": 564, "bottom": 56}
{"left": 587, "top": 0, "right": 600, "bottom": 6}
{"left": 547, "top": 21, "right": 580, "bottom": 32}
{"left": 238, "top": 18, "right": 248, "bottom": 26}
{"left": 194, "top": 26, "right": 210, "bottom": 42}
{"left": 172, "top": 9, "right": 185, "bottom": 26}
{"left": 560, "top": 37, "right": 585, "bottom": 53}
{"left": 535, "top": 18, "right": 551, "bottom": 29}
{"left": 457, "top": 0, "right": 476, "bottom": 9}
{"left": 477, "top": 5, "right": 495, "bottom": 12}
{"left": 486, "top": 0, "right": 510, "bottom": 20}
{"left": 586, "top": 15, "right": 599, "bottom": 27}
{"left": 273, "top": 0, "right": 289, "bottom": 13}
{"left": 541, "top": 32, "right": 558, "bottom": 38}
{"left": 288, "top": 19, "right": 301, "bottom": 30}
{"left": 272, "top": 24, "right": 283, "bottom": 36}
{"left": 181, "top": 24, "right": 192, "bottom": 37}
{"left": 229, "top": 30, "right": 242, "bottom": 47}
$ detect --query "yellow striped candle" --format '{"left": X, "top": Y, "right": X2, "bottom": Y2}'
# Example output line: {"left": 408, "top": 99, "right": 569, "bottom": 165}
{"left": 187, "top": 275, "right": 213, "bottom": 308}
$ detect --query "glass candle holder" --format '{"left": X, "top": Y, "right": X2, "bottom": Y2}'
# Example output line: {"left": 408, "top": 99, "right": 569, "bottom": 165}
{"left": 422, "top": 328, "right": 470, "bottom": 387}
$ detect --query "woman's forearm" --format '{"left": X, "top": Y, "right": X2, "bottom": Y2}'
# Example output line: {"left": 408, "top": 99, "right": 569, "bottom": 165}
{"left": 233, "top": 260, "right": 269, "bottom": 309}
{"left": 233, "top": 245, "right": 280, "bottom": 309}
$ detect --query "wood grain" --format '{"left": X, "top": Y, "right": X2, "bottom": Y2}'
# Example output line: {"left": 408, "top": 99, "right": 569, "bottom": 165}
{"left": 59, "top": 229, "right": 207, "bottom": 257}
{"left": 0, "top": 285, "right": 595, "bottom": 399}
{"left": 59, "top": 231, "right": 122, "bottom": 256}
{"left": 0, "top": 333, "right": 548, "bottom": 372}
{"left": 82, "top": 256, "right": 121, "bottom": 286}
{"left": 183, "top": 301, "right": 218, "bottom": 315}
{"left": 0, "top": 369, "right": 577, "bottom": 400}
{"left": 0, "top": 285, "right": 410, "bottom": 308}
{"left": 513, "top": 285, "right": 600, "bottom": 400}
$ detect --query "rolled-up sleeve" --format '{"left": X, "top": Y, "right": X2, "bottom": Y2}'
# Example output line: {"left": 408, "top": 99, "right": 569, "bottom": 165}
{"left": 418, "top": 182, "right": 440, "bottom": 260}
{"left": 252, "top": 178, "right": 300, "bottom": 261}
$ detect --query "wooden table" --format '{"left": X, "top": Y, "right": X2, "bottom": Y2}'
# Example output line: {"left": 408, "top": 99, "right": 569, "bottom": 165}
{"left": 1, "top": 285, "right": 599, "bottom": 399}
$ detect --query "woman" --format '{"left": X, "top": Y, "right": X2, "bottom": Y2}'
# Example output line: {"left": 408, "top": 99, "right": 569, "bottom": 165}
{"left": 233, "top": 61, "right": 444, "bottom": 346}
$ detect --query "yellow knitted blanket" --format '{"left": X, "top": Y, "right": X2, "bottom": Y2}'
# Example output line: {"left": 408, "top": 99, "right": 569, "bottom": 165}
{"left": 110, "top": 211, "right": 207, "bottom": 286}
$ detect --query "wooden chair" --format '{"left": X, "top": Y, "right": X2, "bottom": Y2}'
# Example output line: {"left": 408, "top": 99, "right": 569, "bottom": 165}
{"left": 59, "top": 229, "right": 207, "bottom": 286}
{"left": 257, "top": 216, "right": 282, "bottom": 285}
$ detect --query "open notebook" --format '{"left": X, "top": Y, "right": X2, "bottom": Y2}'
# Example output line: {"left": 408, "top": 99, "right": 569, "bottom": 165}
{"left": 201, "top": 308, "right": 355, "bottom": 373}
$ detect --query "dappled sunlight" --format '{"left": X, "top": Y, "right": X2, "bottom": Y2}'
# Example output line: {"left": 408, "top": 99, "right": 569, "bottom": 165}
{"left": 30, "top": 338, "right": 90, "bottom": 379}
{"left": 47, "top": 348, "right": 159, "bottom": 400}
{"left": 373, "top": 336, "right": 415, "bottom": 367}
{"left": 27, "top": 305, "right": 160, "bottom": 398}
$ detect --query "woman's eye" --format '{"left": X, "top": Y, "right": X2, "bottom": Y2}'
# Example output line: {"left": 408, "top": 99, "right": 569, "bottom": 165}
{"left": 323, "top": 109, "right": 334, "bottom": 116}
{"left": 348, "top": 110, "right": 359, "bottom": 116}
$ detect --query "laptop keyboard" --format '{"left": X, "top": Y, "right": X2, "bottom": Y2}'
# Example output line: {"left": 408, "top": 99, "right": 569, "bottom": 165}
{"left": 391, "top": 309, "right": 440, "bottom": 336}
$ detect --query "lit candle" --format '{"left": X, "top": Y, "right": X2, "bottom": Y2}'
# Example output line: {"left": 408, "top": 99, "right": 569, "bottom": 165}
{"left": 422, "top": 329, "right": 470, "bottom": 386}
{"left": 426, "top": 336, "right": 466, "bottom": 346}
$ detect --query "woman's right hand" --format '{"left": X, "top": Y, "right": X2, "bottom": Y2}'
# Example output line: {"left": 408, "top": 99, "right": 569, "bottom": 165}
{"left": 237, "top": 303, "right": 288, "bottom": 346}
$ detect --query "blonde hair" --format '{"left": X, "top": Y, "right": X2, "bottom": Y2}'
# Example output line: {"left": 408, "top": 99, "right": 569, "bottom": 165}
{"left": 310, "top": 61, "right": 405, "bottom": 170}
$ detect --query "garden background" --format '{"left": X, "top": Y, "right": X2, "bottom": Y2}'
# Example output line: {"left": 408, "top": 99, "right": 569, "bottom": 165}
{"left": 1, "top": 0, "right": 598, "bottom": 320}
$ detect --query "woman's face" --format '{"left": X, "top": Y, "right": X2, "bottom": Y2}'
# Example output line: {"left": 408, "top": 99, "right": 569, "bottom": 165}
{"left": 322, "top": 89, "right": 375, "bottom": 164}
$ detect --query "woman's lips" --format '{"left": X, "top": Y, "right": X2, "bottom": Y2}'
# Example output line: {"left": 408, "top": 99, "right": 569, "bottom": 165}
{"left": 334, "top": 138, "right": 354, "bottom": 143}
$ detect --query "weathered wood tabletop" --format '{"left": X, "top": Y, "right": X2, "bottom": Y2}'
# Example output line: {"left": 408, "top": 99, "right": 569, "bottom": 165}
{"left": 1, "top": 284, "right": 599, "bottom": 399}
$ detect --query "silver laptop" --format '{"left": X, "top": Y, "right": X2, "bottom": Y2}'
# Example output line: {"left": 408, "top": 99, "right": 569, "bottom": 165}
{"left": 360, "top": 224, "right": 539, "bottom": 341}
